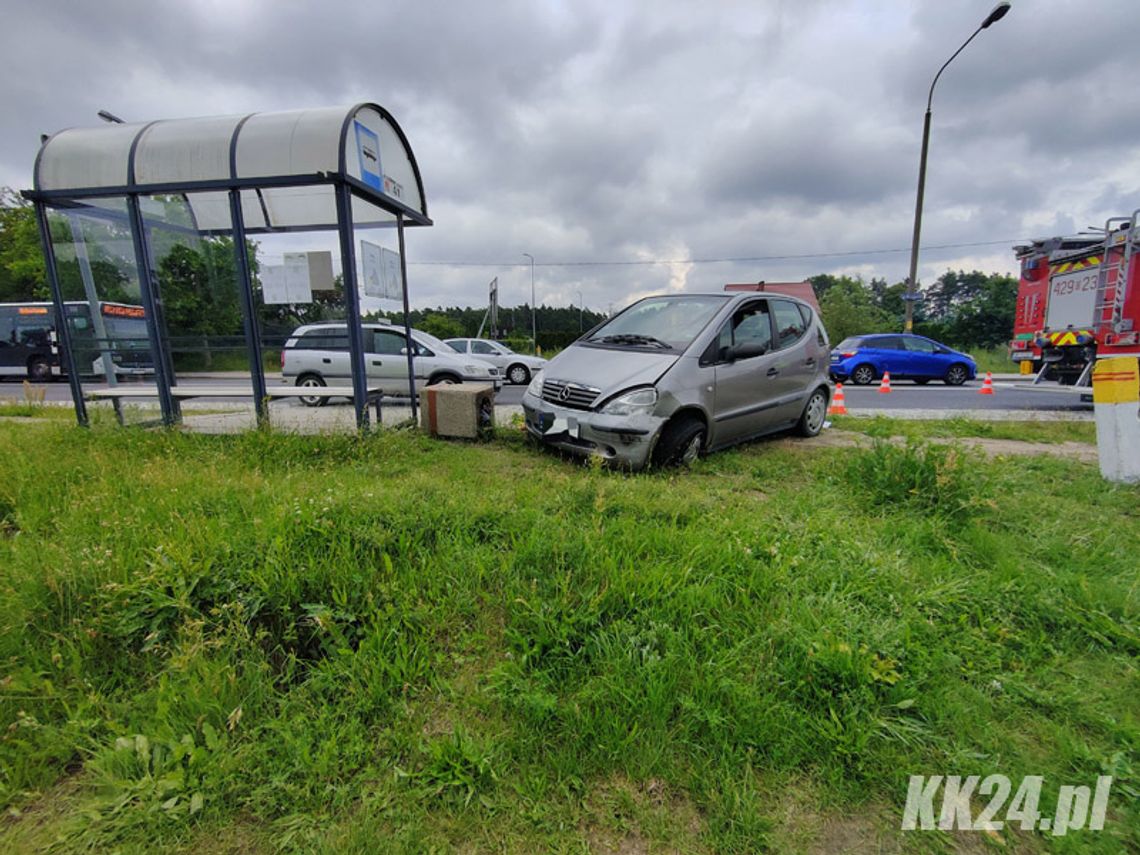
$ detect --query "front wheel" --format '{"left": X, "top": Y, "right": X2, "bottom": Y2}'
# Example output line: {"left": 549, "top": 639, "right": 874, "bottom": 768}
{"left": 796, "top": 388, "right": 828, "bottom": 437}
{"left": 27, "top": 357, "right": 51, "bottom": 382}
{"left": 652, "top": 415, "right": 706, "bottom": 468}
{"left": 944, "top": 364, "right": 969, "bottom": 386}
{"left": 296, "top": 374, "right": 328, "bottom": 407}
{"left": 851, "top": 363, "right": 876, "bottom": 385}
{"left": 506, "top": 363, "right": 530, "bottom": 385}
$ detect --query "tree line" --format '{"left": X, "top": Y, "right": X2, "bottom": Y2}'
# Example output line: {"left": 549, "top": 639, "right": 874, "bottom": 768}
{"left": 812, "top": 270, "right": 1017, "bottom": 350}
{"left": 2, "top": 189, "right": 1015, "bottom": 353}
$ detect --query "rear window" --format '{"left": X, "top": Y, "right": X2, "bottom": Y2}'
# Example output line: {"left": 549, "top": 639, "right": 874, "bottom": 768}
{"left": 295, "top": 328, "right": 347, "bottom": 350}
{"left": 836, "top": 337, "right": 863, "bottom": 350}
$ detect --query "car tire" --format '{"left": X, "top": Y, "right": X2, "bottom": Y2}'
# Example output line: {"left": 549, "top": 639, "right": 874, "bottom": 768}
{"left": 430, "top": 373, "right": 460, "bottom": 385}
{"left": 944, "top": 364, "right": 969, "bottom": 386}
{"left": 27, "top": 357, "right": 52, "bottom": 382}
{"left": 796, "top": 387, "right": 829, "bottom": 437}
{"left": 851, "top": 363, "right": 876, "bottom": 385}
{"left": 652, "top": 414, "right": 706, "bottom": 468}
{"left": 296, "top": 374, "right": 328, "bottom": 407}
{"left": 507, "top": 363, "right": 530, "bottom": 385}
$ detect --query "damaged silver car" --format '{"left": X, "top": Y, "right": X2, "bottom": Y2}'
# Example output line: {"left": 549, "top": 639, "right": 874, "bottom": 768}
{"left": 521, "top": 292, "right": 831, "bottom": 468}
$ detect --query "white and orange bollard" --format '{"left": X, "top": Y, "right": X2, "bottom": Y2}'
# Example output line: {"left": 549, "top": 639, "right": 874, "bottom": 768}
{"left": 978, "top": 372, "right": 995, "bottom": 395}
{"left": 1093, "top": 357, "right": 1140, "bottom": 483}
{"left": 878, "top": 372, "right": 892, "bottom": 394}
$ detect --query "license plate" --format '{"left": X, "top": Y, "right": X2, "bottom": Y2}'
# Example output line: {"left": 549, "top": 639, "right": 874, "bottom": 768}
{"left": 1011, "top": 351, "right": 1035, "bottom": 360}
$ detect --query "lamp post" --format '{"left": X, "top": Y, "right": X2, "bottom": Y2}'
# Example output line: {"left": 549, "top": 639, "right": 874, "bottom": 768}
{"left": 904, "top": 1, "right": 1011, "bottom": 332}
{"left": 577, "top": 290, "right": 584, "bottom": 332}
{"left": 522, "top": 252, "right": 536, "bottom": 353}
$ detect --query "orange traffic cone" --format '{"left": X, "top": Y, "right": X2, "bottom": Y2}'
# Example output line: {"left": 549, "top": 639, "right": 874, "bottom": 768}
{"left": 878, "top": 371, "right": 892, "bottom": 394}
{"left": 978, "top": 372, "right": 995, "bottom": 395}
{"left": 828, "top": 383, "right": 848, "bottom": 415}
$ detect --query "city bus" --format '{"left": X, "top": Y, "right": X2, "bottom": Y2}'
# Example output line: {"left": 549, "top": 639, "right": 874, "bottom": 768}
{"left": 0, "top": 301, "right": 151, "bottom": 381}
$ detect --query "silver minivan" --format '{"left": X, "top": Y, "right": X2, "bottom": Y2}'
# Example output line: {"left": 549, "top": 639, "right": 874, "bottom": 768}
{"left": 282, "top": 322, "right": 501, "bottom": 405}
{"left": 521, "top": 292, "right": 831, "bottom": 468}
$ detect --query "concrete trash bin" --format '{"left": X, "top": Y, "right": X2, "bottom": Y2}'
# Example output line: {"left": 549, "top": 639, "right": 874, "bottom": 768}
{"left": 420, "top": 383, "right": 495, "bottom": 439}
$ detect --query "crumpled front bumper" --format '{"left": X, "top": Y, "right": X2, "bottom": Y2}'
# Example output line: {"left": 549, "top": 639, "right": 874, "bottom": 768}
{"left": 521, "top": 394, "right": 665, "bottom": 469}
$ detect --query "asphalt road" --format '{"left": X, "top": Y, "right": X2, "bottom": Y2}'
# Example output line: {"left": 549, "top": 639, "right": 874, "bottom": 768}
{"left": 4, "top": 373, "right": 1090, "bottom": 413}
{"left": 835, "top": 379, "right": 1092, "bottom": 413}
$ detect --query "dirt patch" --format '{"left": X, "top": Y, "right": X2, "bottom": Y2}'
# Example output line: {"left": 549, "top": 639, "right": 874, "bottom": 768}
{"left": 0, "top": 772, "right": 86, "bottom": 852}
{"left": 581, "top": 775, "right": 707, "bottom": 854}
{"left": 777, "top": 430, "right": 1097, "bottom": 463}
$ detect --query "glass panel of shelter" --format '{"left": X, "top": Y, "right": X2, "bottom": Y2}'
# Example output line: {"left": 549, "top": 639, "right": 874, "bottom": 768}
{"left": 39, "top": 197, "right": 159, "bottom": 426}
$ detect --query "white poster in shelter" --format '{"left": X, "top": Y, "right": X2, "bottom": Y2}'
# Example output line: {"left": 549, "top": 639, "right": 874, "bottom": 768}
{"left": 261, "top": 254, "right": 315, "bottom": 304}
{"left": 361, "top": 240, "right": 403, "bottom": 300}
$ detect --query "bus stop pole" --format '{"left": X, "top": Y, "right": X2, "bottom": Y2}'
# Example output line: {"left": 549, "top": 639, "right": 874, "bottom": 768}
{"left": 227, "top": 190, "right": 269, "bottom": 428}
{"left": 397, "top": 213, "right": 417, "bottom": 422}
{"left": 334, "top": 182, "right": 370, "bottom": 432}
{"left": 126, "top": 194, "right": 179, "bottom": 426}
{"left": 33, "top": 203, "right": 88, "bottom": 427}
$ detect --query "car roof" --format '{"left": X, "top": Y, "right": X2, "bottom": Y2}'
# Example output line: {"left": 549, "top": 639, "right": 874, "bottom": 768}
{"left": 293, "top": 322, "right": 403, "bottom": 332}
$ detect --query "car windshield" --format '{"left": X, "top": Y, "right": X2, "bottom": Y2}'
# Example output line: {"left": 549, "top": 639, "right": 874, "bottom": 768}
{"left": 835, "top": 337, "right": 864, "bottom": 350}
{"left": 586, "top": 295, "right": 729, "bottom": 350}
{"left": 413, "top": 329, "right": 460, "bottom": 353}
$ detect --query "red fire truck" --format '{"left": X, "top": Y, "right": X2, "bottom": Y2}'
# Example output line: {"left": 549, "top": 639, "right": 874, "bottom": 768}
{"left": 1011, "top": 213, "right": 1140, "bottom": 385}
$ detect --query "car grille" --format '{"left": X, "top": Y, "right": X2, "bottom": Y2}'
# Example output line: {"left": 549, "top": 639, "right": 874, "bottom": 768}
{"left": 541, "top": 379, "right": 601, "bottom": 410}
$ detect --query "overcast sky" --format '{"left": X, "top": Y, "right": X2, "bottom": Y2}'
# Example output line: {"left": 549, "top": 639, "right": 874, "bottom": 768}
{"left": 2, "top": 0, "right": 1138, "bottom": 315}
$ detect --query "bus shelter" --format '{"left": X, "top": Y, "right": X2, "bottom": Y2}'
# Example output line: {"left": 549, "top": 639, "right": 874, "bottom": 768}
{"left": 22, "top": 103, "right": 432, "bottom": 430}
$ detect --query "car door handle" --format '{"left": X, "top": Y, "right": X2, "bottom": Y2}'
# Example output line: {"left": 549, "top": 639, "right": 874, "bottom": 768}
{"left": 322, "top": 358, "right": 331, "bottom": 364}
{"left": 371, "top": 360, "right": 382, "bottom": 366}
{"left": 805, "top": 358, "right": 816, "bottom": 367}
{"left": 766, "top": 367, "right": 779, "bottom": 377}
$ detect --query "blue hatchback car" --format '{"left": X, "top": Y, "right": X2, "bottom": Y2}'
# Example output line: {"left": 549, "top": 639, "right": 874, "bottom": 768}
{"left": 829, "top": 334, "right": 976, "bottom": 385}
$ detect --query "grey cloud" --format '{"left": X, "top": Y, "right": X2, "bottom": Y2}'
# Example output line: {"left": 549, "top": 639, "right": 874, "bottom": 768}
{"left": 1, "top": 0, "right": 1136, "bottom": 312}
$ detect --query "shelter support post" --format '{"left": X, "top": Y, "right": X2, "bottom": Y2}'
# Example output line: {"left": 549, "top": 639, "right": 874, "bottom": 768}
{"left": 33, "top": 202, "right": 88, "bottom": 427}
{"left": 228, "top": 190, "right": 269, "bottom": 428}
{"left": 126, "top": 194, "right": 180, "bottom": 426}
{"left": 334, "top": 182, "right": 370, "bottom": 432}
{"left": 397, "top": 213, "right": 417, "bottom": 422}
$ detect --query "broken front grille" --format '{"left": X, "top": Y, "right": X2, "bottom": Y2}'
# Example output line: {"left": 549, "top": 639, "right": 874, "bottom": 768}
{"left": 541, "top": 379, "right": 601, "bottom": 410}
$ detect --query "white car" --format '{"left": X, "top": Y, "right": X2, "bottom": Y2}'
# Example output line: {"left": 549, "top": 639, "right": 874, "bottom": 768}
{"left": 443, "top": 338, "right": 547, "bottom": 384}
{"left": 282, "top": 323, "right": 501, "bottom": 405}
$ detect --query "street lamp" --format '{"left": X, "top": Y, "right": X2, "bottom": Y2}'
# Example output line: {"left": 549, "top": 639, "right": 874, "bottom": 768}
{"left": 904, "top": 1, "right": 1011, "bottom": 332}
{"left": 522, "top": 252, "right": 536, "bottom": 353}
{"left": 577, "top": 290, "right": 584, "bottom": 332}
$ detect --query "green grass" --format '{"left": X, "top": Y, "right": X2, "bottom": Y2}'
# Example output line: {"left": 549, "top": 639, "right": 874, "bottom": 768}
{"left": 171, "top": 350, "right": 282, "bottom": 373}
{"left": 0, "top": 422, "right": 1136, "bottom": 853}
{"left": 971, "top": 346, "right": 1018, "bottom": 375}
{"left": 832, "top": 415, "right": 1097, "bottom": 445}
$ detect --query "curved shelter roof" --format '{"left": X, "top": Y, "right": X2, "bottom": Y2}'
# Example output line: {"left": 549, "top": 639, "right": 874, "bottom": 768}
{"left": 29, "top": 103, "right": 430, "bottom": 232}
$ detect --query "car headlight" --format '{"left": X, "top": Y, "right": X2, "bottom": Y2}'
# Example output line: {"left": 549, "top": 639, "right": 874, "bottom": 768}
{"left": 600, "top": 387, "right": 657, "bottom": 416}
{"left": 526, "top": 369, "right": 545, "bottom": 397}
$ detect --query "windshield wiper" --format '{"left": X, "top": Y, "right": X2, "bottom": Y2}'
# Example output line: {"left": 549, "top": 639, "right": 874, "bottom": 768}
{"left": 590, "top": 333, "right": 673, "bottom": 350}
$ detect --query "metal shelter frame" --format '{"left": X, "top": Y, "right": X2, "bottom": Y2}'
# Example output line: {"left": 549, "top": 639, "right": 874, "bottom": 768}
{"left": 22, "top": 103, "right": 432, "bottom": 430}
